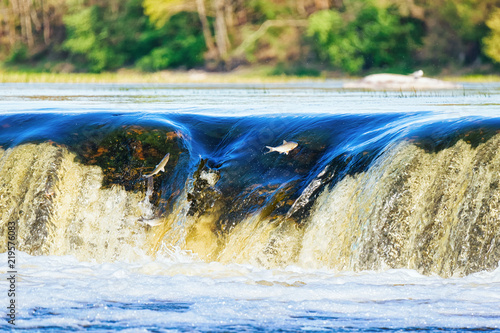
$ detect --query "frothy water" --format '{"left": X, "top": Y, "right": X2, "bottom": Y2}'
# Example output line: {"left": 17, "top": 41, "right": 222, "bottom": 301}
{"left": 1, "top": 82, "right": 500, "bottom": 331}
{"left": 2, "top": 251, "right": 500, "bottom": 331}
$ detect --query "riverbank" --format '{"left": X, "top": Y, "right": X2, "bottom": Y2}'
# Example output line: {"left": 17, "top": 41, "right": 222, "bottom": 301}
{"left": 1, "top": 68, "right": 499, "bottom": 84}
{"left": 0, "top": 68, "right": 323, "bottom": 84}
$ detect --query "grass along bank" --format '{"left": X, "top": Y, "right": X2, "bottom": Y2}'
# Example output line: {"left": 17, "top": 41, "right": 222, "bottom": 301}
{"left": 1, "top": 69, "right": 499, "bottom": 84}
{"left": 0, "top": 68, "right": 328, "bottom": 84}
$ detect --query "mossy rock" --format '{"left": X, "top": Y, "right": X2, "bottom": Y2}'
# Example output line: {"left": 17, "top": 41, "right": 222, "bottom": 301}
{"left": 73, "top": 125, "right": 185, "bottom": 193}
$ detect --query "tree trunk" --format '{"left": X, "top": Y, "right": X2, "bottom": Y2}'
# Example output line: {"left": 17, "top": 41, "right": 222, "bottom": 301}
{"left": 10, "top": 0, "right": 25, "bottom": 45}
{"left": 21, "top": 0, "right": 34, "bottom": 48}
{"left": 196, "top": 0, "right": 217, "bottom": 60}
{"left": 225, "top": 0, "right": 234, "bottom": 32}
{"left": 232, "top": 19, "right": 308, "bottom": 57}
{"left": 31, "top": 0, "right": 42, "bottom": 32}
{"left": 314, "top": 0, "right": 329, "bottom": 10}
{"left": 213, "top": 0, "right": 230, "bottom": 63}
{"left": 41, "top": 0, "right": 51, "bottom": 44}
{"left": 2, "top": 3, "right": 16, "bottom": 47}
{"left": 8, "top": 7, "right": 16, "bottom": 47}
{"left": 297, "top": 0, "right": 306, "bottom": 16}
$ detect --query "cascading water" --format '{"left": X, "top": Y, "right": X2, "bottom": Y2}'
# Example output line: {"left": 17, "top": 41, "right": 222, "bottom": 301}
{"left": 0, "top": 143, "right": 154, "bottom": 260}
{"left": 2, "top": 84, "right": 500, "bottom": 332}
{"left": 1, "top": 112, "right": 499, "bottom": 277}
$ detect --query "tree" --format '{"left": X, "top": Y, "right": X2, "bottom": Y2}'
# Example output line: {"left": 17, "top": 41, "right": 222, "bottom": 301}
{"left": 63, "top": 0, "right": 159, "bottom": 72}
{"left": 1, "top": 0, "right": 499, "bottom": 74}
{"left": 0, "top": 0, "right": 66, "bottom": 61}
{"left": 143, "top": 0, "right": 218, "bottom": 62}
{"left": 484, "top": 8, "right": 500, "bottom": 63}
{"left": 411, "top": 0, "right": 500, "bottom": 67}
{"left": 136, "top": 11, "right": 207, "bottom": 71}
{"left": 213, "top": 0, "right": 230, "bottom": 63}
{"left": 196, "top": 0, "right": 217, "bottom": 59}
{"left": 307, "top": 0, "right": 422, "bottom": 73}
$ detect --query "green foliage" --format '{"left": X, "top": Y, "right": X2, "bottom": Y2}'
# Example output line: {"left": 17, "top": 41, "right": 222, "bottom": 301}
{"left": 439, "top": 0, "right": 492, "bottom": 43}
{"left": 420, "top": 0, "right": 499, "bottom": 66}
{"left": 63, "top": 0, "right": 159, "bottom": 72}
{"left": 248, "top": 0, "right": 279, "bottom": 21}
{"left": 307, "top": 10, "right": 362, "bottom": 73}
{"left": 63, "top": 6, "right": 116, "bottom": 72}
{"left": 142, "top": 0, "right": 189, "bottom": 28}
{"left": 484, "top": 9, "right": 500, "bottom": 63}
{"left": 307, "top": 0, "right": 422, "bottom": 74}
{"left": 137, "top": 12, "right": 206, "bottom": 71}
{"left": 246, "top": 0, "right": 293, "bottom": 24}
{"left": 63, "top": 0, "right": 205, "bottom": 72}
{"left": 243, "top": 24, "right": 304, "bottom": 66}
{"left": 2, "top": 0, "right": 499, "bottom": 74}
{"left": 5, "top": 44, "right": 28, "bottom": 64}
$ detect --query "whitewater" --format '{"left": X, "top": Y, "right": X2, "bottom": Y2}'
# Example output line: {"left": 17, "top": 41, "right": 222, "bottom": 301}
{"left": 1, "top": 82, "right": 500, "bottom": 332}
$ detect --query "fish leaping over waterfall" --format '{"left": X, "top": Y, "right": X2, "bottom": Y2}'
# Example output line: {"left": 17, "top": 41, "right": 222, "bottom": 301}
{"left": 265, "top": 140, "right": 298, "bottom": 155}
{"left": 143, "top": 153, "right": 170, "bottom": 178}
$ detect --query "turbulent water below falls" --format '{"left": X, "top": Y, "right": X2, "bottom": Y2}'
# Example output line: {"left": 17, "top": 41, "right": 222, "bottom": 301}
{"left": 1, "top": 111, "right": 500, "bottom": 277}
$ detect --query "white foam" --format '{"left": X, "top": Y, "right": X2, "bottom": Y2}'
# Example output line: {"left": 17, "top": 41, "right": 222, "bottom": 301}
{"left": 2, "top": 252, "right": 500, "bottom": 331}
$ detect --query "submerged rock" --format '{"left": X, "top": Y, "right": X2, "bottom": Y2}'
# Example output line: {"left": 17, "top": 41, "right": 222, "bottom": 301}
{"left": 187, "top": 159, "right": 222, "bottom": 217}
{"left": 73, "top": 126, "right": 184, "bottom": 192}
{"left": 343, "top": 70, "right": 461, "bottom": 90}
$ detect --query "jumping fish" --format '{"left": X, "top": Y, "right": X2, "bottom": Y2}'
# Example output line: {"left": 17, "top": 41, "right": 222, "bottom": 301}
{"left": 143, "top": 153, "right": 170, "bottom": 178}
{"left": 265, "top": 140, "right": 298, "bottom": 155}
{"left": 137, "top": 218, "right": 163, "bottom": 227}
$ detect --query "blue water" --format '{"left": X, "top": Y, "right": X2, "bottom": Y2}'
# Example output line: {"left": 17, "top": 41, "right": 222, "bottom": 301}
{"left": 1, "top": 82, "right": 500, "bottom": 332}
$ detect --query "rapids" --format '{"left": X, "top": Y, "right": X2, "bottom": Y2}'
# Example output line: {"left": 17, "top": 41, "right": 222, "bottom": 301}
{"left": 1, "top": 83, "right": 500, "bottom": 332}
{"left": 1, "top": 108, "right": 500, "bottom": 277}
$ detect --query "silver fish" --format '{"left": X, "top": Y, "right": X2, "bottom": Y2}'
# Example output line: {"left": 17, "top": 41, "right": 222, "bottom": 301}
{"left": 144, "top": 153, "right": 170, "bottom": 178}
{"left": 137, "top": 218, "right": 163, "bottom": 227}
{"left": 265, "top": 140, "right": 298, "bottom": 155}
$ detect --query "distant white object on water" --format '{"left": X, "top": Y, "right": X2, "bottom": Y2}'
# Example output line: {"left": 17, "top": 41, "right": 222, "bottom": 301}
{"left": 412, "top": 70, "right": 424, "bottom": 78}
{"left": 343, "top": 70, "right": 461, "bottom": 90}
{"left": 265, "top": 140, "right": 298, "bottom": 155}
{"left": 144, "top": 153, "right": 170, "bottom": 178}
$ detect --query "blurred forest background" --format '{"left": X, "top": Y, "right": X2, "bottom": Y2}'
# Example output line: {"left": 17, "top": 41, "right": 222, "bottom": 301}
{"left": 0, "top": 0, "right": 499, "bottom": 76}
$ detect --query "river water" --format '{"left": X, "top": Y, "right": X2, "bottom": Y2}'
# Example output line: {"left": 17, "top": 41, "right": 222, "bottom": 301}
{"left": 1, "top": 82, "right": 500, "bottom": 331}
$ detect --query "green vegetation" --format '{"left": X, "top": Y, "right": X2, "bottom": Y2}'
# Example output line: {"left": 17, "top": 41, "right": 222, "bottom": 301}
{"left": 0, "top": 0, "right": 499, "bottom": 76}
{"left": 307, "top": 1, "right": 422, "bottom": 73}
{"left": 484, "top": 8, "right": 500, "bottom": 64}
{"left": 63, "top": 0, "right": 163, "bottom": 72}
{"left": 136, "top": 12, "right": 207, "bottom": 71}
{"left": 0, "top": 68, "right": 327, "bottom": 83}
